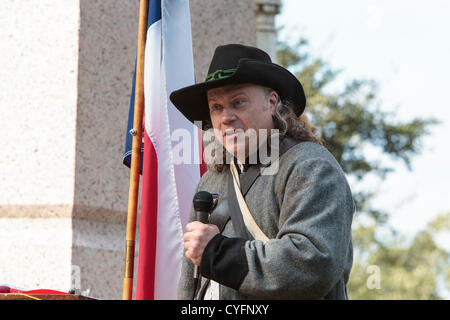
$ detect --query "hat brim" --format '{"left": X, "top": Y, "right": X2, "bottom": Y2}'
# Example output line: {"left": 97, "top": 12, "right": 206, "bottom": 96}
{"left": 169, "top": 58, "right": 306, "bottom": 128}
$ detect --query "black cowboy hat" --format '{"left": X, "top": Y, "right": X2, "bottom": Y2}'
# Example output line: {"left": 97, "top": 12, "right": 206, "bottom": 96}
{"left": 169, "top": 44, "right": 306, "bottom": 126}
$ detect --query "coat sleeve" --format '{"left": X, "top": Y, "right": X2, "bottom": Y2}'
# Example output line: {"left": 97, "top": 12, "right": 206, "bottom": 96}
{"left": 200, "top": 157, "right": 355, "bottom": 299}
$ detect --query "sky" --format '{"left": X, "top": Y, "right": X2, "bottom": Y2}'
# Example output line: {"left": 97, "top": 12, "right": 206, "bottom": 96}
{"left": 276, "top": 0, "right": 450, "bottom": 246}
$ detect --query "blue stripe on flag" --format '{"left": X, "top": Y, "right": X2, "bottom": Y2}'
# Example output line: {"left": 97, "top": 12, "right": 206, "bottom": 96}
{"left": 148, "top": 0, "right": 162, "bottom": 26}
{"left": 123, "top": 0, "right": 162, "bottom": 172}
{"left": 123, "top": 64, "right": 142, "bottom": 170}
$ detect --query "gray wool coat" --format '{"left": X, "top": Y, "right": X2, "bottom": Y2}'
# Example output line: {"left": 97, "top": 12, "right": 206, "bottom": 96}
{"left": 178, "top": 140, "right": 355, "bottom": 300}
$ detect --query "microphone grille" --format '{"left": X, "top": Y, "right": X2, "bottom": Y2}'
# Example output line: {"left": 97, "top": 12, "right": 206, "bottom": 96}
{"left": 193, "top": 191, "right": 213, "bottom": 212}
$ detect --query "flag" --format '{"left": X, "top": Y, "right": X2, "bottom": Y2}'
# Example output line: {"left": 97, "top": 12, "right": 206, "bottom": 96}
{"left": 123, "top": 65, "right": 144, "bottom": 173}
{"left": 124, "top": 0, "right": 205, "bottom": 299}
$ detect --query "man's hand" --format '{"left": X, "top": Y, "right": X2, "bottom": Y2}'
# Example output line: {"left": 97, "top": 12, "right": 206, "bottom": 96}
{"left": 183, "top": 221, "right": 220, "bottom": 266}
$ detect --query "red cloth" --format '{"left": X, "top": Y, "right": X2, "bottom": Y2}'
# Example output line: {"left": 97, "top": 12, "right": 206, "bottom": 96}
{"left": 0, "top": 286, "right": 11, "bottom": 293}
{"left": 0, "top": 286, "right": 68, "bottom": 295}
{"left": 21, "top": 289, "right": 68, "bottom": 295}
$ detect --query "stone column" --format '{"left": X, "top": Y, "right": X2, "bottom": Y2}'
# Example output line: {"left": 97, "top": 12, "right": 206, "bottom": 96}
{"left": 190, "top": 0, "right": 257, "bottom": 82}
{"left": 0, "top": 0, "right": 80, "bottom": 294}
{"left": 255, "top": 0, "right": 281, "bottom": 62}
{"left": 71, "top": 0, "right": 140, "bottom": 299}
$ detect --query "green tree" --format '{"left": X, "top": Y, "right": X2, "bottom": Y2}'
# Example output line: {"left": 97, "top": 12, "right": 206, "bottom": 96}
{"left": 349, "top": 213, "right": 449, "bottom": 299}
{"left": 277, "top": 38, "right": 448, "bottom": 299}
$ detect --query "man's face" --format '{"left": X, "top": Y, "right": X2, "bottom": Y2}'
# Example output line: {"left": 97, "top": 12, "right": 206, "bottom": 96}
{"left": 207, "top": 83, "right": 278, "bottom": 160}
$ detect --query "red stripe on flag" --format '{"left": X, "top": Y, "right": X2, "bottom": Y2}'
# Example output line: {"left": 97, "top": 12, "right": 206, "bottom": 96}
{"left": 136, "top": 131, "right": 158, "bottom": 300}
{"left": 198, "top": 128, "right": 208, "bottom": 177}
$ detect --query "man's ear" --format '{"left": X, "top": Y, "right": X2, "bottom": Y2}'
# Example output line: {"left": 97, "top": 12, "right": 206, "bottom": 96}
{"left": 268, "top": 90, "right": 279, "bottom": 116}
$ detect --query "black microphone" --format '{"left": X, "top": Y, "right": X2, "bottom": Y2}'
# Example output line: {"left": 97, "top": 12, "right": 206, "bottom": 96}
{"left": 192, "top": 191, "right": 213, "bottom": 279}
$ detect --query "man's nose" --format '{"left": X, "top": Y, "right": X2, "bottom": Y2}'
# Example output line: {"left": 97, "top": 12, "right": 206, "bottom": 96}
{"left": 221, "top": 107, "right": 236, "bottom": 123}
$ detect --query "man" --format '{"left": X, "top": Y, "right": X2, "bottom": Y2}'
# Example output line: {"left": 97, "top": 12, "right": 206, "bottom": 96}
{"left": 170, "top": 44, "right": 354, "bottom": 299}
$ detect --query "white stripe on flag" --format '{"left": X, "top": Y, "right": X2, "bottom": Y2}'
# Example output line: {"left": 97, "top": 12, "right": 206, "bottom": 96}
{"left": 143, "top": 0, "right": 198, "bottom": 300}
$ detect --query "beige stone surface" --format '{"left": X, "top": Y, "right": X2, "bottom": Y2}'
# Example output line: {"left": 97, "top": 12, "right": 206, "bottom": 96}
{"left": 71, "top": 218, "right": 133, "bottom": 299}
{"left": 0, "top": 0, "right": 79, "bottom": 206}
{"left": 0, "top": 205, "right": 72, "bottom": 219}
{"left": 0, "top": 0, "right": 79, "bottom": 295}
{"left": 190, "top": 0, "right": 257, "bottom": 82}
{"left": 71, "top": 0, "right": 140, "bottom": 299}
{"left": 74, "top": 0, "right": 139, "bottom": 214}
{"left": 0, "top": 218, "right": 73, "bottom": 292}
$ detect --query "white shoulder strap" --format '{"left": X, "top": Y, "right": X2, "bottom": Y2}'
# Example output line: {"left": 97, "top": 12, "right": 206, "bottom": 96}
{"left": 230, "top": 162, "right": 270, "bottom": 244}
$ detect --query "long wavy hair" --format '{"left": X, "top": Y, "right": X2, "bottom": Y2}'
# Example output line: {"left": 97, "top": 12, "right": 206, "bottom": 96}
{"left": 203, "top": 86, "right": 325, "bottom": 173}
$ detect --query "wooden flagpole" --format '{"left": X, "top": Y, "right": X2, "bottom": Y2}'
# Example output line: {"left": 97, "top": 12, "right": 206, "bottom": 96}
{"left": 122, "top": 0, "right": 149, "bottom": 300}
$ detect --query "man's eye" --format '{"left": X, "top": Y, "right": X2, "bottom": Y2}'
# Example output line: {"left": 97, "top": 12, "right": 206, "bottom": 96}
{"left": 210, "top": 104, "right": 222, "bottom": 111}
{"left": 233, "top": 99, "right": 244, "bottom": 106}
